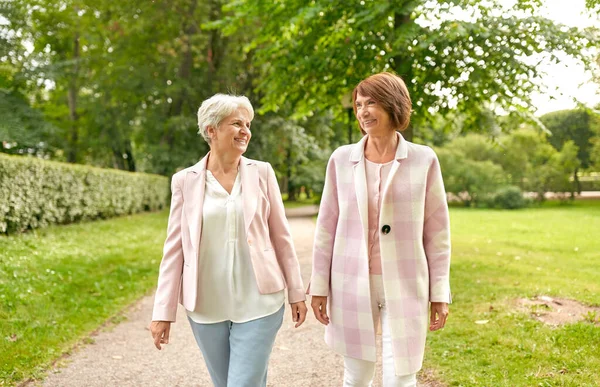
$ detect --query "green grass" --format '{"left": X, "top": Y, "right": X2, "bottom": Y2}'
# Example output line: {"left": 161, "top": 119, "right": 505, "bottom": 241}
{"left": 0, "top": 211, "right": 168, "bottom": 385}
{"left": 424, "top": 200, "right": 600, "bottom": 386}
{"left": 2, "top": 202, "right": 600, "bottom": 386}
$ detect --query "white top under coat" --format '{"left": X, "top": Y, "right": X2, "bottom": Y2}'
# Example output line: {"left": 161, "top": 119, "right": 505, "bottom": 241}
{"left": 186, "top": 170, "right": 284, "bottom": 324}
{"left": 364, "top": 158, "right": 394, "bottom": 275}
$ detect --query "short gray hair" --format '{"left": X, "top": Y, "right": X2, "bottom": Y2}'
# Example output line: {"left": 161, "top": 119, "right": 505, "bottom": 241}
{"left": 197, "top": 94, "right": 254, "bottom": 144}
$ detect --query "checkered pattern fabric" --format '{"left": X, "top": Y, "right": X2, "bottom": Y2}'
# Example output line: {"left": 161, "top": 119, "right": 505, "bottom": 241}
{"left": 308, "top": 133, "right": 451, "bottom": 376}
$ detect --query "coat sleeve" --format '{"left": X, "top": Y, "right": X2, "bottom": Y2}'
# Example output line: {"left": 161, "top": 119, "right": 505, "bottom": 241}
{"left": 152, "top": 173, "right": 185, "bottom": 322}
{"left": 423, "top": 149, "right": 452, "bottom": 303}
{"left": 266, "top": 163, "right": 306, "bottom": 304}
{"left": 307, "top": 155, "right": 339, "bottom": 297}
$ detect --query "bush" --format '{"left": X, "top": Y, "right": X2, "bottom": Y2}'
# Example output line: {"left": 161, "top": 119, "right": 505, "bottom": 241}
{"left": 0, "top": 153, "right": 169, "bottom": 234}
{"left": 436, "top": 147, "right": 507, "bottom": 207}
{"left": 491, "top": 185, "right": 528, "bottom": 209}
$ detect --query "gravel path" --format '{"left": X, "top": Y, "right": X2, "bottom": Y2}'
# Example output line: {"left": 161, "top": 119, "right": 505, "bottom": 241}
{"left": 34, "top": 212, "right": 441, "bottom": 387}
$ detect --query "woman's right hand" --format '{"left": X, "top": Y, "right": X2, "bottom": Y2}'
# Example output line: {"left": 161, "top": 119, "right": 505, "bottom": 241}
{"left": 311, "top": 296, "right": 330, "bottom": 325}
{"left": 150, "top": 320, "right": 171, "bottom": 350}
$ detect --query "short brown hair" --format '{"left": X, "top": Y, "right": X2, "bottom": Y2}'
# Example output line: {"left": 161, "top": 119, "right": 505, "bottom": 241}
{"left": 352, "top": 72, "right": 412, "bottom": 134}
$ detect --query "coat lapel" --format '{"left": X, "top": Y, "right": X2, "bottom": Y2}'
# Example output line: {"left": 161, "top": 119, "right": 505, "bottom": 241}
{"left": 185, "top": 154, "right": 209, "bottom": 254}
{"left": 240, "top": 156, "right": 258, "bottom": 233}
{"left": 381, "top": 132, "right": 408, "bottom": 202}
{"left": 350, "top": 135, "right": 370, "bottom": 251}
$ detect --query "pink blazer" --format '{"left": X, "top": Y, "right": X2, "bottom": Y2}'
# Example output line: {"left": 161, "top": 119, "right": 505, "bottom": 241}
{"left": 152, "top": 154, "right": 306, "bottom": 322}
{"left": 308, "top": 133, "right": 451, "bottom": 376}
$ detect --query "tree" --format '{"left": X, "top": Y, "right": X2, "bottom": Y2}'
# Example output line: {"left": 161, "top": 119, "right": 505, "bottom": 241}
{"left": 222, "top": 0, "right": 597, "bottom": 141}
{"left": 0, "top": 89, "right": 59, "bottom": 157}
{"left": 435, "top": 146, "right": 506, "bottom": 207}
{"left": 498, "top": 129, "right": 580, "bottom": 201}
{"left": 3, "top": 0, "right": 260, "bottom": 175}
{"left": 540, "top": 109, "right": 600, "bottom": 192}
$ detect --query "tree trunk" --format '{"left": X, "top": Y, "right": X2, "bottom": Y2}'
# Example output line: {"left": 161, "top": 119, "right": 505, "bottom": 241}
{"left": 67, "top": 31, "right": 80, "bottom": 162}
{"left": 393, "top": 8, "right": 414, "bottom": 142}
{"left": 285, "top": 145, "right": 297, "bottom": 201}
{"left": 124, "top": 140, "right": 136, "bottom": 172}
{"left": 163, "top": 1, "right": 199, "bottom": 148}
{"left": 206, "top": 0, "right": 227, "bottom": 92}
{"left": 112, "top": 147, "right": 125, "bottom": 170}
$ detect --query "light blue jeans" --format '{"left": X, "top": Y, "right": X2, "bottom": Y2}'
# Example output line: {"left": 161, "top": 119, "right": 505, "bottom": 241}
{"left": 187, "top": 305, "right": 284, "bottom": 387}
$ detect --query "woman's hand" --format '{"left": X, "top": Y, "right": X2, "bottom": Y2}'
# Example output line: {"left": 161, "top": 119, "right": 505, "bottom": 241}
{"left": 429, "top": 302, "right": 449, "bottom": 331}
{"left": 291, "top": 301, "right": 308, "bottom": 328}
{"left": 311, "top": 296, "right": 330, "bottom": 325}
{"left": 150, "top": 320, "right": 171, "bottom": 350}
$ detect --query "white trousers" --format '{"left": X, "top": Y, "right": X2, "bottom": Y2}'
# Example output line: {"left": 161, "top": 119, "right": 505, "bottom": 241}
{"left": 343, "top": 275, "right": 418, "bottom": 387}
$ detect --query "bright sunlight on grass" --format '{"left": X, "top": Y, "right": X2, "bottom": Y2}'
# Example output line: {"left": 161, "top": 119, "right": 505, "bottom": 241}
{"left": 0, "top": 210, "right": 168, "bottom": 385}
{"left": 424, "top": 201, "right": 600, "bottom": 386}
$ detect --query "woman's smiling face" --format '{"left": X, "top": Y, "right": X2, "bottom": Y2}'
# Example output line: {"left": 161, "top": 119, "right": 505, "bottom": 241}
{"left": 208, "top": 107, "right": 252, "bottom": 155}
{"left": 355, "top": 93, "right": 393, "bottom": 136}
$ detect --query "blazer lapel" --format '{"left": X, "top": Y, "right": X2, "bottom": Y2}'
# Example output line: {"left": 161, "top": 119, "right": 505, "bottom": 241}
{"left": 240, "top": 157, "right": 258, "bottom": 233}
{"left": 381, "top": 132, "right": 409, "bottom": 206}
{"left": 350, "top": 135, "right": 370, "bottom": 250}
{"left": 185, "top": 154, "right": 209, "bottom": 254}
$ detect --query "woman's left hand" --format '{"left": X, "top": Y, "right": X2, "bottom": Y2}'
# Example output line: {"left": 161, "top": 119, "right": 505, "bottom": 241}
{"left": 290, "top": 301, "right": 307, "bottom": 328}
{"left": 429, "top": 302, "right": 449, "bottom": 331}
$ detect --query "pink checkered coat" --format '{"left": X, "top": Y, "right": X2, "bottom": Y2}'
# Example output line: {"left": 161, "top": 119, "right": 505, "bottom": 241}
{"left": 308, "top": 133, "right": 451, "bottom": 376}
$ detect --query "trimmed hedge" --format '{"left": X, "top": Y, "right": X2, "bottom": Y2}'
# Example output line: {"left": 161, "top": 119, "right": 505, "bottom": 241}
{"left": 0, "top": 153, "right": 169, "bottom": 234}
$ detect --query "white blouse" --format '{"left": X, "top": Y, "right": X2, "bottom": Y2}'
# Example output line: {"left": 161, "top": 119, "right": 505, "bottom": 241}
{"left": 186, "top": 170, "right": 284, "bottom": 324}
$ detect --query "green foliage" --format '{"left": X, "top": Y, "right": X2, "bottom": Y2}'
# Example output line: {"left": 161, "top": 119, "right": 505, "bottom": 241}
{"left": 436, "top": 145, "right": 507, "bottom": 207}
{"left": 540, "top": 109, "right": 600, "bottom": 169}
{"left": 586, "top": 0, "right": 600, "bottom": 11}
{"left": 0, "top": 210, "right": 167, "bottom": 384}
{"left": 0, "top": 89, "right": 60, "bottom": 157}
{"left": 490, "top": 185, "right": 528, "bottom": 209}
{"left": 589, "top": 137, "right": 600, "bottom": 169}
{"left": 0, "top": 153, "right": 168, "bottom": 234}
{"left": 494, "top": 129, "right": 581, "bottom": 200}
{"left": 222, "top": 0, "right": 597, "bottom": 139}
{"left": 437, "top": 130, "right": 581, "bottom": 206}
{"left": 245, "top": 113, "right": 332, "bottom": 199}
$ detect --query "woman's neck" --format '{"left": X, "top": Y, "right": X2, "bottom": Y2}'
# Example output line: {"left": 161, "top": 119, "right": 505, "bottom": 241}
{"left": 206, "top": 149, "right": 241, "bottom": 175}
{"left": 364, "top": 131, "right": 398, "bottom": 163}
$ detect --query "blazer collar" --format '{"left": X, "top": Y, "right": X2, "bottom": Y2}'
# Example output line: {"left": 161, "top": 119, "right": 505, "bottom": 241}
{"left": 239, "top": 156, "right": 258, "bottom": 232}
{"left": 349, "top": 131, "right": 408, "bottom": 163}
{"left": 189, "top": 153, "right": 209, "bottom": 174}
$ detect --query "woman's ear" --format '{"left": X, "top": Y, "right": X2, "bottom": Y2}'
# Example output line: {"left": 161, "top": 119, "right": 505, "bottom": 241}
{"left": 206, "top": 125, "right": 216, "bottom": 140}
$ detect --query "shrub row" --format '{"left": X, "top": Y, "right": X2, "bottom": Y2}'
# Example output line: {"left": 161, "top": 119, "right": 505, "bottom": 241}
{"left": 0, "top": 153, "right": 169, "bottom": 234}
{"left": 435, "top": 130, "right": 580, "bottom": 209}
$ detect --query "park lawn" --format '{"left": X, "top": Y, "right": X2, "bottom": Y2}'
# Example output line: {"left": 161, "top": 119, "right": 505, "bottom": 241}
{"left": 2, "top": 202, "right": 599, "bottom": 386}
{"left": 424, "top": 200, "right": 600, "bottom": 386}
{"left": 0, "top": 210, "right": 168, "bottom": 385}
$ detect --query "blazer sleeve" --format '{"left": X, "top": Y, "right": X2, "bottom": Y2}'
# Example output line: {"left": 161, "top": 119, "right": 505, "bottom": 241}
{"left": 265, "top": 163, "right": 306, "bottom": 304}
{"left": 307, "top": 154, "right": 339, "bottom": 297}
{"left": 423, "top": 149, "right": 452, "bottom": 303}
{"left": 152, "top": 173, "right": 185, "bottom": 322}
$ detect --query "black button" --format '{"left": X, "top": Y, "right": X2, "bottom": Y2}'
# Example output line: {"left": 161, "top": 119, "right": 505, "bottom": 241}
{"left": 381, "top": 225, "right": 391, "bottom": 235}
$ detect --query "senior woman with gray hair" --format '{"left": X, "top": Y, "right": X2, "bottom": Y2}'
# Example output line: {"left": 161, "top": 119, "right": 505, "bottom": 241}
{"left": 150, "top": 93, "right": 307, "bottom": 386}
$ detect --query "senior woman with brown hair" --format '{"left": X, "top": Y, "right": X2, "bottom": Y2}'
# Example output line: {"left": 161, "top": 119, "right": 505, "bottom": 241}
{"left": 150, "top": 93, "right": 307, "bottom": 387}
{"left": 308, "top": 72, "right": 451, "bottom": 386}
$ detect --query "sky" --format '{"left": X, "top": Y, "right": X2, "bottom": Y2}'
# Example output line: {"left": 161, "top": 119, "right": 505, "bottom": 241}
{"left": 530, "top": 0, "right": 600, "bottom": 115}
